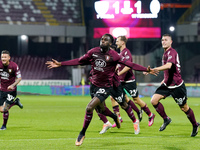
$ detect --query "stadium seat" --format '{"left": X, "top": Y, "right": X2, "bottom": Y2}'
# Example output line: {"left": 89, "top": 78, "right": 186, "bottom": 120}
{"left": 12, "top": 56, "right": 69, "bottom": 79}
{"left": 0, "top": 0, "right": 83, "bottom": 25}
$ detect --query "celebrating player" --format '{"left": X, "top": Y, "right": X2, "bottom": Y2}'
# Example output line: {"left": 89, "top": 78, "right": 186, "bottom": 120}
{"left": 0, "top": 50, "right": 23, "bottom": 130}
{"left": 149, "top": 34, "right": 199, "bottom": 136}
{"left": 113, "top": 36, "right": 155, "bottom": 127}
{"left": 46, "top": 34, "right": 158, "bottom": 146}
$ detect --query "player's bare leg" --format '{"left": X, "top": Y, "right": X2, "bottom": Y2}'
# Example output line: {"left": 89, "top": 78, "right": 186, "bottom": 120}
{"left": 0, "top": 102, "right": 10, "bottom": 113}
{"left": 76, "top": 97, "right": 120, "bottom": 146}
{"left": 75, "top": 97, "right": 100, "bottom": 146}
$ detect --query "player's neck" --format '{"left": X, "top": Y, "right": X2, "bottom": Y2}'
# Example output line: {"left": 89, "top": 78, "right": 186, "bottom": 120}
{"left": 164, "top": 46, "right": 171, "bottom": 52}
{"left": 120, "top": 45, "right": 126, "bottom": 51}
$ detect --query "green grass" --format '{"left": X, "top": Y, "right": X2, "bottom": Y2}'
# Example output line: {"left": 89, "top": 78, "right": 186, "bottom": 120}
{"left": 0, "top": 95, "right": 200, "bottom": 150}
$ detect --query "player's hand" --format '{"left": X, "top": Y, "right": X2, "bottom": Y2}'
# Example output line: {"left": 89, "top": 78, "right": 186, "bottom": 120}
{"left": 146, "top": 66, "right": 159, "bottom": 76}
{"left": 143, "top": 72, "right": 149, "bottom": 75}
{"left": 7, "top": 85, "right": 14, "bottom": 90}
{"left": 45, "top": 59, "right": 61, "bottom": 69}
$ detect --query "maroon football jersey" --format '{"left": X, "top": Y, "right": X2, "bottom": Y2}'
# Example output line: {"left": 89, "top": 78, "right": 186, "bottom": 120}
{"left": 162, "top": 47, "right": 183, "bottom": 87}
{"left": 79, "top": 47, "right": 147, "bottom": 87}
{"left": 117, "top": 48, "right": 135, "bottom": 82}
{"left": 0, "top": 61, "right": 21, "bottom": 92}
{"left": 60, "top": 47, "right": 147, "bottom": 87}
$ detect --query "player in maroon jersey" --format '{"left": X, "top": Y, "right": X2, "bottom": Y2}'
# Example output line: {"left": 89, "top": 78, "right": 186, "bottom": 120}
{"left": 46, "top": 34, "right": 158, "bottom": 146}
{"left": 112, "top": 36, "right": 155, "bottom": 127}
{"left": 98, "top": 44, "right": 143, "bottom": 134}
{"left": 148, "top": 34, "right": 200, "bottom": 136}
{"left": 0, "top": 50, "right": 23, "bottom": 130}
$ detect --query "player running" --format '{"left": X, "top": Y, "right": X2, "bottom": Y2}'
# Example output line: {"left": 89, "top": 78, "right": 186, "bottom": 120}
{"left": 46, "top": 34, "right": 158, "bottom": 146}
{"left": 148, "top": 34, "right": 200, "bottom": 136}
{"left": 113, "top": 36, "right": 155, "bottom": 127}
{"left": 0, "top": 50, "right": 23, "bottom": 130}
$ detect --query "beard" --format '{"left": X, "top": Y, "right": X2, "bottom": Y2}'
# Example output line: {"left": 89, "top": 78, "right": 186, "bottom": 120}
{"left": 100, "top": 45, "right": 109, "bottom": 53}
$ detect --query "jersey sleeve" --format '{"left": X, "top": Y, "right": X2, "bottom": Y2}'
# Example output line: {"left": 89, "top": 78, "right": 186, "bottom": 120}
{"left": 166, "top": 50, "right": 176, "bottom": 64}
{"left": 79, "top": 49, "right": 93, "bottom": 63}
{"left": 118, "top": 55, "right": 147, "bottom": 71}
{"left": 15, "top": 64, "right": 22, "bottom": 79}
{"left": 61, "top": 58, "right": 83, "bottom": 66}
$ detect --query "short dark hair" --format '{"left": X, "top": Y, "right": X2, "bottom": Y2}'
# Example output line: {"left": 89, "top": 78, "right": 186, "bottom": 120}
{"left": 162, "top": 34, "right": 172, "bottom": 40}
{"left": 104, "top": 33, "right": 114, "bottom": 44}
{"left": 1, "top": 50, "right": 10, "bottom": 56}
{"left": 118, "top": 36, "right": 128, "bottom": 43}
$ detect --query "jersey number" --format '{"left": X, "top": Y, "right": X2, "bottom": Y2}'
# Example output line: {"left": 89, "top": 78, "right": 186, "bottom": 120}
{"left": 129, "top": 89, "right": 137, "bottom": 97}
{"left": 7, "top": 94, "right": 14, "bottom": 101}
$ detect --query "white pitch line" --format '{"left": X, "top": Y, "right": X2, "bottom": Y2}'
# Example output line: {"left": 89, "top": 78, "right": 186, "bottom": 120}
{"left": 0, "top": 135, "right": 189, "bottom": 142}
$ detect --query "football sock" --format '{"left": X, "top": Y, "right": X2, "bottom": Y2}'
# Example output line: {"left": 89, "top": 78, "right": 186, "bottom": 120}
{"left": 141, "top": 104, "right": 151, "bottom": 116}
{"left": 102, "top": 106, "right": 117, "bottom": 120}
{"left": 81, "top": 111, "right": 93, "bottom": 135}
{"left": 125, "top": 106, "right": 136, "bottom": 123}
{"left": 128, "top": 100, "right": 139, "bottom": 113}
{"left": 9, "top": 103, "right": 15, "bottom": 109}
{"left": 153, "top": 102, "right": 167, "bottom": 120}
{"left": 96, "top": 108, "right": 108, "bottom": 123}
{"left": 3, "top": 111, "right": 9, "bottom": 126}
{"left": 185, "top": 108, "right": 197, "bottom": 126}
{"left": 113, "top": 105, "right": 120, "bottom": 114}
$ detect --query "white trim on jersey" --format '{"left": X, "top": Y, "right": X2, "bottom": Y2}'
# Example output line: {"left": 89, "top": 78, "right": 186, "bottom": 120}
{"left": 164, "top": 80, "right": 184, "bottom": 89}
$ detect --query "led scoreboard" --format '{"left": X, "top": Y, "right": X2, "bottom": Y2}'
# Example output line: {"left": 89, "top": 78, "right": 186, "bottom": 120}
{"left": 93, "top": 0, "right": 161, "bottom": 39}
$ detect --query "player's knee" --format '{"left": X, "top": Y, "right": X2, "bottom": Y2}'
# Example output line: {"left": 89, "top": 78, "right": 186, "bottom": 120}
{"left": 151, "top": 98, "right": 158, "bottom": 105}
{"left": 119, "top": 102, "right": 128, "bottom": 110}
{"left": 86, "top": 105, "right": 94, "bottom": 112}
{"left": 3, "top": 106, "right": 9, "bottom": 112}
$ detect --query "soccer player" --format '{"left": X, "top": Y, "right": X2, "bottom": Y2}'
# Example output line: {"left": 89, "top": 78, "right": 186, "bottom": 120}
{"left": 46, "top": 34, "right": 157, "bottom": 146}
{"left": 0, "top": 50, "right": 23, "bottom": 130}
{"left": 111, "top": 36, "right": 155, "bottom": 127}
{"left": 150, "top": 34, "right": 200, "bottom": 136}
{"left": 99, "top": 44, "right": 143, "bottom": 133}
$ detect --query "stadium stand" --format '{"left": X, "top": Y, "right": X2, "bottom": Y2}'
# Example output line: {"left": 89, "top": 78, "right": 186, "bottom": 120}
{"left": 0, "top": 0, "right": 84, "bottom": 26}
{"left": 11, "top": 56, "right": 70, "bottom": 79}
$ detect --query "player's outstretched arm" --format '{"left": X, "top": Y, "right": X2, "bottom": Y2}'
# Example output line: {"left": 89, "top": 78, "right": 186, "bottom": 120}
{"left": 46, "top": 58, "right": 89, "bottom": 69}
{"left": 46, "top": 59, "right": 61, "bottom": 69}
{"left": 146, "top": 66, "right": 159, "bottom": 76}
{"left": 153, "top": 62, "right": 172, "bottom": 71}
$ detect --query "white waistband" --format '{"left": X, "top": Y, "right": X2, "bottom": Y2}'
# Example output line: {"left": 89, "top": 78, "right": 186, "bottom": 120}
{"left": 121, "top": 79, "right": 135, "bottom": 83}
{"left": 164, "top": 81, "right": 184, "bottom": 89}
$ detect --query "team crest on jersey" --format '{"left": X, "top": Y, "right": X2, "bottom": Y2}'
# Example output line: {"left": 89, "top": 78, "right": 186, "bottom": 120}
{"left": 8, "top": 69, "right": 12, "bottom": 73}
{"left": 105, "top": 55, "right": 110, "bottom": 61}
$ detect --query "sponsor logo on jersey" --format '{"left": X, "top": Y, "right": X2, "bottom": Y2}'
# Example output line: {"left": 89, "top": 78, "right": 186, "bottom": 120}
{"left": 94, "top": 59, "right": 106, "bottom": 72}
{"left": 0, "top": 71, "right": 9, "bottom": 80}
{"left": 95, "top": 59, "right": 106, "bottom": 67}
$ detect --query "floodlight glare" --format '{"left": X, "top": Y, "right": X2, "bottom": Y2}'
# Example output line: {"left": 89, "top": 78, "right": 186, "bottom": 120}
{"left": 169, "top": 26, "right": 175, "bottom": 32}
{"left": 21, "top": 35, "right": 28, "bottom": 41}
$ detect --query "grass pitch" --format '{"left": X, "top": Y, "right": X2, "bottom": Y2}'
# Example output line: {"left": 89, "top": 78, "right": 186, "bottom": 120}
{"left": 0, "top": 95, "right": 200, "bottom": 150}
